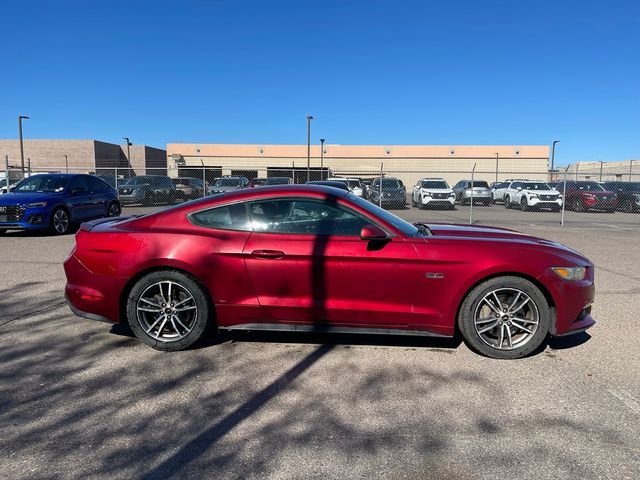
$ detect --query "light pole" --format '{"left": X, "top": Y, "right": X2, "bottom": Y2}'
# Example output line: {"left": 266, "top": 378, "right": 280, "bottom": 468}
{"left": 64, "top": 155, "right": 69, "bottom": 173}
{"left": 18, "top": 115, "right": 29, "bottom": 174}
{"left": 550, "top": 140, "right": 560, "bottom": 180}
{"left": 306, "top": 115, "right": 313, "bottom": 182}
{"left": 630, "top": 160, "right": 634, "bottom": 181}
{"left": 320, "top": 138, "right": 325, "bottom": 180}
{"left": 494, "top": 152, "right": 499, "bottom": 182}
{"left": 599, "top": 161, "right": 604, "bottom": 182}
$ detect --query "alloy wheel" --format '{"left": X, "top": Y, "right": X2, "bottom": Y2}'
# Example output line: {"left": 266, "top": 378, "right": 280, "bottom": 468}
{"left": 108, "top": 203, "right": 120, "bottom": 217}
{"left": 136, "top": 281, "right": 198, "bottom": 342}
{"left": 53, "top": 209, "right": 69, "bottom": 233}
{"left": 473, "top": 288, "right": 540, "bottom": 351}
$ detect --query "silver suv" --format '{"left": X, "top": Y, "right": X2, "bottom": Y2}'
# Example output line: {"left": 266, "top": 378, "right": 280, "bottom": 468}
{"left": 453, "top": 180, "right": 492, "bottom": 206}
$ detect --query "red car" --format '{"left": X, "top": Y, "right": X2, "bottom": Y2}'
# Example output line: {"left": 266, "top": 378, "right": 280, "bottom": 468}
{"left": 64, "top": 185, "right": 595, "bottom": 359}
{"left": 553, "top": 181, "right": 618, "bottom": 212}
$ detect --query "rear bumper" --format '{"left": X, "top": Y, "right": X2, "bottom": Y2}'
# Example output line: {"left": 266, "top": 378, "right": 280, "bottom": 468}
{"left": 64, "top": 254, "right": 126, "bottom": 323}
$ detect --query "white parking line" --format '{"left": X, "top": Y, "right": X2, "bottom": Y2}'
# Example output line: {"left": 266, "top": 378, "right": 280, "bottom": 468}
{"left": 607, "top": 388, "right": 640, "bottom": 414}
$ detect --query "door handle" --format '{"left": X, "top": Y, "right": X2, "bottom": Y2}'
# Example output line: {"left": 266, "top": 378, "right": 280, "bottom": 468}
{"left": 251, "top": 249, "right": 285, "bottom": 259}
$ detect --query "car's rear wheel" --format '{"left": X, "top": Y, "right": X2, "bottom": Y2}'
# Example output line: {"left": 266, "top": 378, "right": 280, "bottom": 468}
{"left": 504, "top": 196, "right": 511, "bottom": 208}
{"left": 127, "top": 270, "right": 212, "bottom": 351}
{"left": 458, "top": 276, "right": 551, "bottom": 359}
{"left": 49, "top": 207, "right": 70, "bottom": 235}
{"left": 572, "top": 198, "right": 585, "bottom": 212}
{"left": 108, "top": 201, "right": 121, "bottom": 217}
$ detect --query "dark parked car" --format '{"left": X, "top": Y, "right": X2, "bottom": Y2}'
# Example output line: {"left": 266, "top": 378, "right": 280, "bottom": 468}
{"left": 0, "top": 173, "right": 120, "bottom": 235}
{"left": 117, "top": 175, "right": 177, "bottom": 206}
{"left": 209, "top": 176, "right": 250, "bottom": 194}
{"left": 552, "top": 181, "right": 617, "bottom": 212}
{"left": 172, "top": 177, "right": 206, "bottom": 200}
{"left": 305, "top": 180, "right": 350, "bottom": 191}
{"left": 65, "top": 184, "right": 595, "bottom": 359}
{"left": 602, "top": 181, "right": 640, "bottom": 213}
{"left": 264, "top": 177, "right": 292, "bottom": 186}
{"left": 250, "top": 178, "right": 268, "bottom": 188}
{"left": 369, "top": 177, "right": 406, "bottom": 208}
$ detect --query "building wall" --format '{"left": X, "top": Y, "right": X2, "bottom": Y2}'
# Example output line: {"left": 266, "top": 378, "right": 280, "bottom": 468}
{"left": 0, "top": 139, "right": 167, "bottom": 176}
{"left": 166, "top": 144, "right": 550, "bottom": 186}
{"left": 566, "top": 160, "right": 639, "bottom": 181}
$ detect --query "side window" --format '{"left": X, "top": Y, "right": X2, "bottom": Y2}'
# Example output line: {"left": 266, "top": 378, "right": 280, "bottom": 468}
{"left": 189, "top": 203, "right": 251, "bottom": 231}
{"left": 69, "top": 176, "right": 89, "bottom": 193}
{"left": 249, "top": 198, "right": 369, "bottom": 236}
{"left": 88, "top": 176, "right": 108, "bottom": 191}
{"left": 512, "top": 182, "right": 522, "bottom": 189}
{"left": 453, "top": 181, "right": 462, "bottom": 188}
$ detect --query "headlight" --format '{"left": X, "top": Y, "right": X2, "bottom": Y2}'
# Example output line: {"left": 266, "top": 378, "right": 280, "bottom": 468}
{"left": 529, "top": 194, "right": 538, "bottom": 199}
{"left": 422, "top": 192, "right": 431, "bottom": 197}
{"left": 551, "top": 266, "right": 586, "bottom": 281}
{"left": 26, "top": 202, "right": 47, "bottom": 208}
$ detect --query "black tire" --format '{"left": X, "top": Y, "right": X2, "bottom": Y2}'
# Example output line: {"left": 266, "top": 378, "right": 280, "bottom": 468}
{"left": 127, "top": 270, "right": 213, "bottom": 351}
{"left": 504, "top": 196, "right": 511, "bottom": 209}
{"left": 520, "top": 198, "right": 529, "bottom": 211}
{"left": 49, "top": 207, "right": 71, "bottom": 235}
{"left": 572, "top": 198, "right": 584, "bottom": 212}
{"left": 108, "top": 201, "right": 121, "bottom": 217}
{"left": 0, "top": 229, "right": 6, "bottom": 235}
{"left": 458, "top": 276, "right": 551, "bottom": 359}
{"left": 621, "top": 199, "right": 634, "bottom": 213}
{"left": 411, "top": 196, "right": 417, "bottom": 207}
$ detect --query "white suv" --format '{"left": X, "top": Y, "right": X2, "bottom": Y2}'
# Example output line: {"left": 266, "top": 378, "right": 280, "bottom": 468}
{"left": 411, "top": 178, "right": 456, "bottom": 209}
{"left": 504, "top": 181, "right": 563, "bottom": 211}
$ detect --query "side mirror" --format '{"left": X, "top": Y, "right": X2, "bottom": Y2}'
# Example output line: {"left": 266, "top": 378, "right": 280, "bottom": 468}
{"left": 360, "top": 224, "right": 388, "bottom": 241}
{"left": 71, "top": 187, "right": 86, "bottom": 195}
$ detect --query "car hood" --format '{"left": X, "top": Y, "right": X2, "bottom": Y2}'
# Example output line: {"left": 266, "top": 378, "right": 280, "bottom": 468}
{"left": 419, "top": 188, "right": 453, "bottom": 193}
{"left": 423, "top": 223, "right": 586, "bottom": 260}
{"left": 0, "top": 192, "right": 65, "bottom": 205}
{"left": 523, "top": 189, "right": 560, "bottom": 195}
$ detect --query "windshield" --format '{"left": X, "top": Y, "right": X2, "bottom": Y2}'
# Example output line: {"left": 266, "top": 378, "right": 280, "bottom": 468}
{"left": 214, "top": 178, "right": 242, "bottom": 187}
{"left": 421, "top": 180, "right": 449, "bottom": 189}
{"left": 14, "top": 175, "right": 69, "bottom": 193}
{"left": 577, "top": 182, "right": 605, "bottom": 191}
{"left": 120, "top": 177, "right": 151, "bottom": 185}
{"left": 374, "top": 179, "right": 401, "bottom": 189}
{"left": 265, "top": 177, "right": 290, "bottom": 185}
{"left": 522, "top": 182, "right": 551, "bottom": 190}
{"left": 347, "top": 180, "right": 362, "bottom": 189}
{"left": 348, "top": 194, "right": 418, "bottom": 237}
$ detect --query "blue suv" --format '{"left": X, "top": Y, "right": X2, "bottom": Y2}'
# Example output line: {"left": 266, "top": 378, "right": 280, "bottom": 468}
{"left": 0, "top": 173, "right": 121, "bottom": 235}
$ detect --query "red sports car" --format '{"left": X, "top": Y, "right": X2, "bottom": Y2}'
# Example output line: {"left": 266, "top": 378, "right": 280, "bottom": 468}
{"left": 64, "top": 185, "right": 595, "bottom": 359}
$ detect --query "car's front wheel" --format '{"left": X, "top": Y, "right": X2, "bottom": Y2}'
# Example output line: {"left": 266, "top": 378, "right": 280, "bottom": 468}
{"left": 49, "top": 207, "right": 70, "bottom": 235}
{"left": 127, "top": 270, "right": 213, "bottom": 351}
{"left": 458, "top": 276, "right": 551, "bottom": 359}
{"left": 108, "top": 201, "right": 121, "bottom": 217}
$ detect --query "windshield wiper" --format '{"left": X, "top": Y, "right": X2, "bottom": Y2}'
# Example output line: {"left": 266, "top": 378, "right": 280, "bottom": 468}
{"left": 413, "top": 223, "right": 432, "bottom": 237}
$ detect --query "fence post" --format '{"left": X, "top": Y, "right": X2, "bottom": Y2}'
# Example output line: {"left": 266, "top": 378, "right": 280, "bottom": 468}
{"left": 379, "top": 162, "right": 383, "bottom": 207}
{"left": 469, "top": 163, "right": 476, "bottom": 225}
{"left": 201, "top": 159, "right": 206, "bottom": 197}
{"left": 292, "top": 161, "right": 295, "bottom": 184}
{"left": 115, "top": 167, "right": 118, "bottom": 190}
{"left": 630, "top": 160, "right": 633, "bottom": 182}
{"left": 561, "top": 166, "right": 569, "bottom": 227}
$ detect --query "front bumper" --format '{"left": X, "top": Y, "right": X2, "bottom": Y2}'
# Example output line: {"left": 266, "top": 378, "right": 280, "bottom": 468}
{"left": 421, "top": 196, "right": 456, "bottom": 206}
{"left": 118, "top": 190, "right": 146, "bottom": 204}
{"left": 538, "top": 267, "right": 596, "bottom": 336}
{"left": 0, "top": 205, "right": 51, "bottom": 230}
{"left": 529, "top": 198, "right": 563, "bottom": 208}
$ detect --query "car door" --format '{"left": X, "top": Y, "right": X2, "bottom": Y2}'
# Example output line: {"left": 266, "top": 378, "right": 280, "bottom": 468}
{"left": 86, "top": 175, "right": 109, "bottom": 217}
{"left": 242, "top": 197, "right": 421, "bottom": 328}
{"left": 67, "top": 176, "right": 92, "bottom": 221}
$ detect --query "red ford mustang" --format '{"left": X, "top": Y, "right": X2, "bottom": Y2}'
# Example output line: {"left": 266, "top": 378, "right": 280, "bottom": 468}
{"left": 64, "top": 185, "right": 595, "bottom": 359}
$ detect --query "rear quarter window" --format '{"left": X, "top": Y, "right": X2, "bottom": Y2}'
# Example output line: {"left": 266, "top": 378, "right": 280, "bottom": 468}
{"left": 189, "top": 203, "right": 251, "bottom": 231}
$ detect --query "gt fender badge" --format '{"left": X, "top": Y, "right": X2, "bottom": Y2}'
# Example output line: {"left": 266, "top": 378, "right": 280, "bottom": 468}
{"left": 426, "top": 272, "right": 445, "bottom": 279}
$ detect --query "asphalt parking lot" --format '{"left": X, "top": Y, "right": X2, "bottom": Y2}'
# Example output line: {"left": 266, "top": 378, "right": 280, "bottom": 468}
{"left": 1, "top": 206, "right": 639, "bottom": 479}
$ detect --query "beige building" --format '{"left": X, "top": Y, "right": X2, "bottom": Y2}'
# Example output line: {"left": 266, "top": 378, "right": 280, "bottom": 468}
{"left": 565, "top": 160, "right": 638, "bottom": 182}
{"left": 166, "top": 144, "right": 551, "bottom": 187}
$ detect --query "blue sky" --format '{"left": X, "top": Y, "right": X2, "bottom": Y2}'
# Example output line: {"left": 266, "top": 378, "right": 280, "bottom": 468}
{"left": 1, "top": 0, "right": 638, "bottom": 165}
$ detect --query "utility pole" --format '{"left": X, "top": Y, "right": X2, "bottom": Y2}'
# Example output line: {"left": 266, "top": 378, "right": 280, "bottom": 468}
{"left": 18, "top": 115, "right": 29, "bottom": 175}
{"left": 306, "top": 115, "right": 313, "bottom": 182}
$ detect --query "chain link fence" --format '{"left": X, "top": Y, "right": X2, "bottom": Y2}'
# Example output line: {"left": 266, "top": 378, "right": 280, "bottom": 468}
{"left": 3, "top": 156, "right": 639, "bottom": 229}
